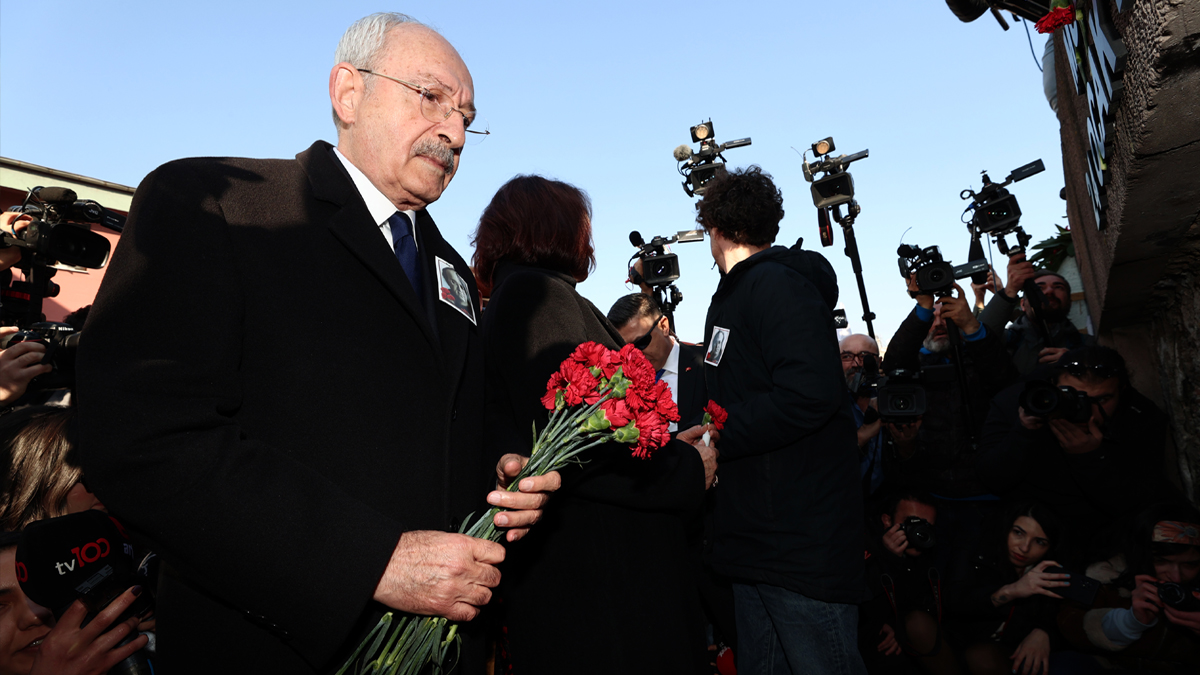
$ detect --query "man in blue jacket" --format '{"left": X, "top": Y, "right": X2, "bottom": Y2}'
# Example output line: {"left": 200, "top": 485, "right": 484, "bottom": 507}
{"left": 696, "top": 166, "right": 866, "bottom": 674}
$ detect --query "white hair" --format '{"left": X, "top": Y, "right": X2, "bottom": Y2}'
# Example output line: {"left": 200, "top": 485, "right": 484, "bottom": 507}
{"left": 331, "top": 12, "right": 430, "bottom": 129}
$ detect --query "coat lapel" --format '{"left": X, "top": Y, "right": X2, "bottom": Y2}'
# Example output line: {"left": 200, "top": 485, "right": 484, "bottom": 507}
{"left": 418, "top": 211, "right": 474, "bottom": 397}
{"left": 297, "top": 142, "right": 441, "bottom": 356}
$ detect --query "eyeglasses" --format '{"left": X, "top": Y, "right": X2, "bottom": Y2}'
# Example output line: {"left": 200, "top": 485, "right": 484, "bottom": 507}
{"left": 839, "top": 351, "right": 878, "bottom": 364}
{"left": 357, "top": 69, "right": 490, "bottom": 145}
{"left": 1061, "top": 360, "right": 1119, "bottom": 379}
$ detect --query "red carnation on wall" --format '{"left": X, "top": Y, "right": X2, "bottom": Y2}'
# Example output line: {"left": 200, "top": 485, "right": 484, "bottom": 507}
{"left": 1035, "top": 4, "right": 1075, "bottom": 34}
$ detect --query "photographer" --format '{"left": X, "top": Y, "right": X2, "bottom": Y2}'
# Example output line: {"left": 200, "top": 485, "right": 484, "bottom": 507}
{"left": 840, "top": 333, "right": 884, "bottom": 498}
{"left": 978, "top": 346, "right": 1176, "bottom": 560}
{"left": 860, "top": 490, "right": 958, "bottom": 675}
{"left": 978, "top": 253, "right": 1093, "bottom": 377}
{"left": 880, "top": 276, "right": 1016, "bottom": 500}
{"left": 1057, "top": 502, "right": 1200, "bottom": 672}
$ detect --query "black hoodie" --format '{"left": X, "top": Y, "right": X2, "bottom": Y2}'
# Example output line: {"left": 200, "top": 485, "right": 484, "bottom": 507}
{"left": 703, "top": 244, "right": 865, "bottom": 603}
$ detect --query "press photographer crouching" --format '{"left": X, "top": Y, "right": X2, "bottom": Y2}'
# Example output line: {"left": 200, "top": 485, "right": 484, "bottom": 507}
{"left": 880, "top": 273, "right": 1017, "bottom": 565}
{"left": 977, "top": 253, "right": 1094, "bottom": 378}
{"left": 1057, "top": 502, "right": 1200, "bottom": 672}
{"left": 859, "top": 490, "right": 958, "bottom": 675}
{"left": 978, "top": 346, "right": 1176, "bottom": 561}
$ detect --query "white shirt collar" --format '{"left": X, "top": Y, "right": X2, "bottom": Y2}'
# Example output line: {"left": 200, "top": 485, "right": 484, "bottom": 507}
{"left": 663, "top": 338, "right": 680, "bottom": 375}
{"left": 334, "top": 146, "right": 416, "bottom": 248}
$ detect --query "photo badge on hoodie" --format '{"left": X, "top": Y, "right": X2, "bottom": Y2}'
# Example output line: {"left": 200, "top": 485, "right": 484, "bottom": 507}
{"left": 435, "top": 256, "right": 476, "bottom": 325}
{"left": 705, "top": 326, "right": 730, "bottom": 366}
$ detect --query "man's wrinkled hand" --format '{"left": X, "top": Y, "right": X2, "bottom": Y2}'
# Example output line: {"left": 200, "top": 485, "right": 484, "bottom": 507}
{"left": 937, "top": 283, "right": 981, "bottom": 335}
{"left": 373, "top": 530, "right": 505, "bottom": 621}
{"left": 489, "top": 454, "right": 561, "bottom": 542}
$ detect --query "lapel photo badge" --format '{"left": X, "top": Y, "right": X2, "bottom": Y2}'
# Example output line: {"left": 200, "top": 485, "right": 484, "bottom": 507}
{"left": 705, "top": 326, "right": 730, "bottom": 366}
{"left": 435, "top": 256, "right": 476, "bottom": 325}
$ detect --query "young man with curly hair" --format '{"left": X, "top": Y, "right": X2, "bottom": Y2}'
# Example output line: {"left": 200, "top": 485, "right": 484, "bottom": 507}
{"left": 697, "top": 166, "right": 866, "bottom": 674}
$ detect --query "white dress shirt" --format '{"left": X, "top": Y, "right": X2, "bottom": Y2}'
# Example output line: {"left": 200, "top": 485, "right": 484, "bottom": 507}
{"left": 662, "top": 339, "right": 680, "bottom": 432}
{"left": 334, "top": 147, "right": 417, "bottom": 250}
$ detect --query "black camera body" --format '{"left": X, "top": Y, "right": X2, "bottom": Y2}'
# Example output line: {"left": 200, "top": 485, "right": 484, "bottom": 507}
{"left": 876, "top": 369, "right": 927, "bottom": 422}
{"left": 1157, "top": 582, "right": 1200, "bottom": 612}
{"left": 628, "top": 230, "right": 703, "bottom": 287}
{"left": 899, "top": 516, "right": 937, "bottom": 550}
{"left": 2, "top": 321, "right": 79, "bottom": 391}
{"left": 897, "top": 244, "right": 988, "bottom": 297}
{"left": 1018, "top": 380, "right": 1092, "bottom": 424}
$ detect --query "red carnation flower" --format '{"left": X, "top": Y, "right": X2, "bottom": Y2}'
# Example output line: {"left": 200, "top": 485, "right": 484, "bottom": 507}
{"left": 569, "top": 341, "right": 619, "bottom": 377}
{"left": 1035, "top": 5, "right": 1074, "bottom": 33}
{"left": 559, "top": 361, "right": 600, "bottom": 407}
{"left": 617, "top": 344, "right": 657, "bottom": 391}
{"left": 702, "top": 400, "right": 728, "bottom": 430}
{"left": 650, "top": 380, "right": 681, "bottom": 422}
{"left": 631, "top": 410, "right": 670, "bottom": 459}
{"left": 601, "top": 397, "right": 634, "bottom": 428}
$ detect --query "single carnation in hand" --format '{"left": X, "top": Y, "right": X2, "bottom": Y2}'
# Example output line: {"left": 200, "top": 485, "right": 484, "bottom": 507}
{"left": 1035, "top": 5, "right": 1074, "bottom": 33}
{"left": 702, "top": 400, "right": 728, "bottom": 430}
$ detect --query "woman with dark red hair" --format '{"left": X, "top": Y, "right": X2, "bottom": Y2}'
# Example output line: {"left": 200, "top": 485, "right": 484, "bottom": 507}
{"left": 474, "top": 175, "right": 716, "bottom": 674}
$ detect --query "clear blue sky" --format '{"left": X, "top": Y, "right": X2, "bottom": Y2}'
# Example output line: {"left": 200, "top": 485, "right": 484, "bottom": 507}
{"left": 0, "top": 1, "right": 1068, "bottom": 345}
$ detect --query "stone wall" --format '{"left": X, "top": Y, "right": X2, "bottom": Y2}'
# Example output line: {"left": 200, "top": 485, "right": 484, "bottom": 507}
{"left": 1056, "top": 0, "right": 1200, "bottom": 502}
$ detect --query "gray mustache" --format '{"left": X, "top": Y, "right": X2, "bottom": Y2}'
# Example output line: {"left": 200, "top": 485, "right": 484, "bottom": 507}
{"left": 413, "top": 139, "right": 454, "bottom": 174}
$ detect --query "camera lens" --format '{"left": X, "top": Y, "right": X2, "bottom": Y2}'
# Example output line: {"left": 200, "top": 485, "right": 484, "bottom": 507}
{"left": 926, "top": 268, "right": 945, "bottom": 284}
{"left": 891, "top": 394, "right": 913, "bottom": 412}
{"left": 652, "top": 261, "right": 669, "bottom": 276}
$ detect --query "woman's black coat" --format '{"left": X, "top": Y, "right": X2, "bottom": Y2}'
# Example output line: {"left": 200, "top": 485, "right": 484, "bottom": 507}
{"left": 481, "top": 263, "right": 708, "bottom": 674}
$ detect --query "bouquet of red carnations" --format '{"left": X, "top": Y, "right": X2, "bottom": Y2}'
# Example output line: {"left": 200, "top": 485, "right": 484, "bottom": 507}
{"left": 337, "top": 342, "right": 680, "bottom": 675}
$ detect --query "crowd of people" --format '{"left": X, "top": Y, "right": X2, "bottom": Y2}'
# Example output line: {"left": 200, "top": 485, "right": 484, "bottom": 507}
{"left": 0, "top": 10, "right": 1196, "bottom": 675}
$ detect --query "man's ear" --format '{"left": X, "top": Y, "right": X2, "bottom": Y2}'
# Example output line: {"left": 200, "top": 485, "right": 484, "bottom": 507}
{"left": 881, "top": 513, "right": 893, "bottom": 528}
{"left": 330, "top": 62, "right": 363, "bottom": 127}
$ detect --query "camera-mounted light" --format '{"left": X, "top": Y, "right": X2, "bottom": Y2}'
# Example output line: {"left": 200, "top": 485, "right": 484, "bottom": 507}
{"left": 690, "top": 121, "right": 714, "bottom": 143}
{"left": 812, "top": 137, "right": 835, "bottom": 156}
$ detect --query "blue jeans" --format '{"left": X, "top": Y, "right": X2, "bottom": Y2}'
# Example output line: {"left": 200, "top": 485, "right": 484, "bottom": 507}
{"left": 733, "top": 582, "right": 866, "bottom": 675}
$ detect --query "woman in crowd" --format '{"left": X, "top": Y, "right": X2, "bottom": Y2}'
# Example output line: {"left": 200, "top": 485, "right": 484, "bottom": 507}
{"left": 1057, "top": 502, "right": 1200, "bottom": 673}
{"left": 473, "top": 175, "right": 717, "bottom": 674}
{"left": 946, "top": 501, "right": 1068, "bottom": 675}
{"left": 0, "top": 406, "right": 103, "bottom": 532}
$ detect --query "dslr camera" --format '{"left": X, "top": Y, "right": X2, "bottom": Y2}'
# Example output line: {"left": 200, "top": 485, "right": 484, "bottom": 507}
{"left": 1018, "top": 380, "right": 1092, "bottom": 424}
{"left": 1157, "top": 581, "right": 1200, "bottom": 612}
{"left": 897, "top": 243, "right": 988, "bottom": 297}
{"left": 1, "top": 321, "right": 79, "bottom": 390}
{"left": 876, "top": 369, "right": 927, "bottom": 422}
{"left": 899, "top": 516, "right": 937, "bottom": 550}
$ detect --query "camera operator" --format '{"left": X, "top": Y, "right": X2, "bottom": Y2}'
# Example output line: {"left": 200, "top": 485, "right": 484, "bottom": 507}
{"left": 840, "top": 333, "right": 884, "bottom": 498}
{"left": 881, "top": 275, "right": 1017, "bottom": 503}
{"left": 978, "top": 253, "right": 1094, "bottom": 377}
{"left": 1057, "top": 502, "right": 1200, "bottom": 672}
{"left": 978, "top": 346, "right": 1176, "bottom": 560}
{"left": 860, "top": 490, "right": 958, "bottom": 675}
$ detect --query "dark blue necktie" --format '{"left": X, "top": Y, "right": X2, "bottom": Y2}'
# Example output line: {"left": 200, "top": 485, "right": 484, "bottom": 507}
{"left": 389, "top": 212, "right": 424, "bottom": 302}
{"left": 656, "top": 369, "right": 665, "bottom": 381}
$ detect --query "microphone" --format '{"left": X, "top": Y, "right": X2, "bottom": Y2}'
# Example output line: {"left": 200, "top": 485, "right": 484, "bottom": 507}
{"left": 17, "top": 511, "right": 154, "bottom": 673}
{"left": 32, "top": 187, "right": 78, "bottom": 204}
{"left": 672, "top": 145, "right": 692, "bottom": 162}
{"left": 629, "top": 231, "right": 645, "bottom": 247}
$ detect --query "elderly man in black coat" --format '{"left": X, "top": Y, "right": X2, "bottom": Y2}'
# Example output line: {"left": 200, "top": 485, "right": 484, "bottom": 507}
{"left": 74, "top": 13, "right": 555, "bottom": 674}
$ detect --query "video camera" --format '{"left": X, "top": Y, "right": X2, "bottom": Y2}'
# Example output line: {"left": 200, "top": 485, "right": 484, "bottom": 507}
{"left": 896, "top": 243, "right": 989, "bottom": 297}
{"left": 628, "top": 229, "right": 705, "bottom": 329}
{"left": 1018, "top": 380, "right": 1093, "bottom": 424}
{"left": 960, "top": 159, "right": 1045, "bottom": 258}
{"left": 2, "top": 186, "right": 122, "bottom": 329}
{"left": 673, "top": 120, "right": 751, "bottom": 197}
{"left": 16, "top": 510, "right": 155, "bottom": 674}
{"left": 876, "top": 369, "right": 927, "bottom": 423}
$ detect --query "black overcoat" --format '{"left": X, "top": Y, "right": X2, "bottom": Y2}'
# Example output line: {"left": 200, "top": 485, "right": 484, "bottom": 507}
{"left": 75, "top": 141, "right": 491, "bottom": 673}
{"left": 481, "top": 263, "right": 708, "bottom": 674}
